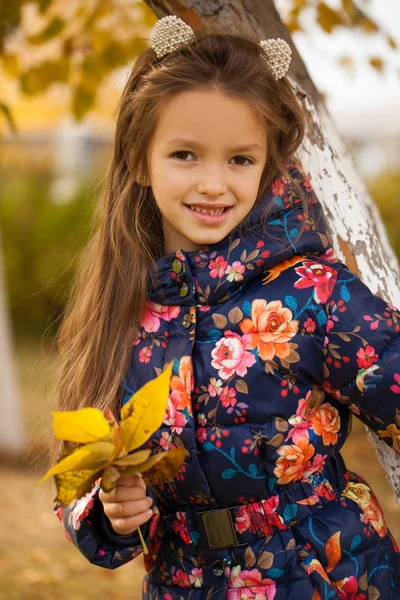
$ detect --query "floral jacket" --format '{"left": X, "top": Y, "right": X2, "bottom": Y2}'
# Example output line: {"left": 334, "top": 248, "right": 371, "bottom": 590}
{"left": 54, "top": 159, "right": 400, "bottom": 600}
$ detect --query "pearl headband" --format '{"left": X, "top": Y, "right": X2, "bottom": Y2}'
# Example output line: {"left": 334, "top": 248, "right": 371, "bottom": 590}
{"left": 134, "top": 16, "right": 292, "bottom": 187}
{"left": 151, "top": 15, "right": 292, "bottom": 81}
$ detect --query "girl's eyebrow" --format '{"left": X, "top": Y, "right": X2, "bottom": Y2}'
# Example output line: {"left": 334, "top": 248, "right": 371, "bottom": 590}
{"left": 166, "top": 137, "right": 262, "bottom": 153}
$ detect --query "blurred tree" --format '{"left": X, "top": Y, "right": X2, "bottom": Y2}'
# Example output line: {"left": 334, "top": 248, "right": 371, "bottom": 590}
{"left": 367, "top": 171, "right": 400, "bottom": 260}
{"left": 0, "top": 0, "right": 398, "bottom": 131}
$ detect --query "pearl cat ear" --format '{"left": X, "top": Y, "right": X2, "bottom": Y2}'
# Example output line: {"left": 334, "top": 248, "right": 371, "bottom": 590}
{"left": 259, "top": 38, "right": 292, "bottom": 80}
{"left": 150, "top": 15, "right": 292, "bottom": 80}
{"left": 151, "top": 15, "right": 195, "bottom": 59}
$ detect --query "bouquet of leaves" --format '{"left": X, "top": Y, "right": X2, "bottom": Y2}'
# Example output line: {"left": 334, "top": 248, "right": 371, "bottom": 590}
{"left": 40, "top": 361, "right": 186, "bottom": 552}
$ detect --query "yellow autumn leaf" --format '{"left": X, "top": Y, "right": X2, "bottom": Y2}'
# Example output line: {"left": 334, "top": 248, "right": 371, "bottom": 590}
{"left": 117, "top": 448, "right": 178, "bottom": 478}
{"left": 54, "top": 469, "right": 102, "bottom": 507}
{"left": 142, "top": 447, "right": 187, "bottom": 486}
{"left": 52, "top": 407, "right": 111, "bottom": 443}
{"left": 119, "top": 361, "right": 173, "bottom": 452}
{"left": 101, "top": 465, "right": 121, "bottom": 492}
{"left": 39, "top": 441, "right": 115, "bottom": 483}
{"left": 113, "top": 448, "right": 152, "bottom": 467}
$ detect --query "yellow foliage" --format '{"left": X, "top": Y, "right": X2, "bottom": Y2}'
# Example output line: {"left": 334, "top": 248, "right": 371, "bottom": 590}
{"left": 52, "top": 407, "right": 111, "bottom": 443}
{"left": 40, "top": 360, "right": 185, "bottom": 517}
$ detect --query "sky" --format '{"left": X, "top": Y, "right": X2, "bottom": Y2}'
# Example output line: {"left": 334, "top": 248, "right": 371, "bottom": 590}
{"left": 277, "top": 0, "right": 400, "bottom": 137}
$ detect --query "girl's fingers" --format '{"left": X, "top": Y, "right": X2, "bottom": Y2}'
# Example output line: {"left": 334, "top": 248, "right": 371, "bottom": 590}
{"left": 110, "top": 509, "right": 154, "bottom": 536}
{"left": 99, "top": 482, "right": 146, "bottom": 503}
{"left": 105, "top": 497, "right": 153, "bottom": 519}
{"left": 117, "top": 474, "right": 144, "bottom": 487}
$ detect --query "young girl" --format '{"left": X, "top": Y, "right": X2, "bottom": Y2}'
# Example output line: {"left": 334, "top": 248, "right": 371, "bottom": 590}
{"left": 51, "top": 15, "right": 400, "bottom": 600}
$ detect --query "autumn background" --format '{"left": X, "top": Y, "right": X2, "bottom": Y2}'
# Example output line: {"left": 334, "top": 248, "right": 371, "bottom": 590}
{"left": 0, "top": 1, "right": 399, "bottom": 598}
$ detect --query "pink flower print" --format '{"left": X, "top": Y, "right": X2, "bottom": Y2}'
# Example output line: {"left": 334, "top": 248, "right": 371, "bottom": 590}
{"left": 211, "top": 331, "right": 256, "bottom": 380}
{"left": 53, "top": 506, "right": 72, "bottom": 542}
{"left": 139, "top": 346, "right": 152, "bottom": 363}
{"left": 172, "top": 568, "right": 191, "bottom": 588}
{"left": 322, "top": 380, "right": 342, "bottom": 402}
{"left": 234, "top": 505, "right": 252, "bottom": 534}
{"left": 334, "top": 575, "right": 367, "bottom": 599}
{"left": 326, "top": 315, "right": 336, "bottom": 332}
{"left": 311, "top": 453, "right": 328, "bottom": 474}
{"left": 304, "top": 317, "right": 316, "bottom": 333}
{"left": 356, "top": 345, "right": 378, "bottom": 369}
{"left": 391, "top": 373, "right": 400, "bottom": 394}
{"left": 172, "top": 513, "right": 192, "bottom": 546}
{"left": 272, "top": 179, "right": 285, "bottom": 196}
{"left": 286, "top": 397, "right": 311, "bottom": 443}
{"left": 209, "top": 255, "right": 228, "bottom": 279}
{"left": 196, "top": 427, "right": 207, "bottom": 443}
{"left": 71, "top": 485, "right": 98, "bottom": 531}
{"left": 197, "top": 413, "right": 207, "bottom": 426}
{"left": 315, "top": 480, "right": 336, "bottom": 501}
{"left": 163, "top": 393, "right": 188, "bottom": 434}
{"left": 228, "top": 566, "right": 276, "bottom": 599}
{"left": 320, "top": 247, "right": 337, "bottom": 263}
{"left": 159, "top": 431, "right": 173, "bottom": 451}
{"left": 141, "top": 301, "right": 180, "bottom": 333}
{"left": 293, "top": 261, "right": 337, "bottom": 304}
{"left": 208, "top": 377, "right": 223, "bottom": 397}
{"left": 220, "top": 386, "right": 237, "bottom": 408}
{"left": 189, "top": 567, "right": 203, "bottom": 588}
{"left": 262, "top": 495, "right": 280, "bottom": 515}
{"left": 225, "top": 261, "right": 246, "bottom": 282}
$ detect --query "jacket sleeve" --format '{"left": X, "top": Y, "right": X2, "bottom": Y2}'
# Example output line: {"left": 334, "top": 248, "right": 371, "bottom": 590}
{"left": 53, "top": 481, "right": 159, "bottom": 569}
{"left": 321, "top": 262, "right": 400, "bottom": 455}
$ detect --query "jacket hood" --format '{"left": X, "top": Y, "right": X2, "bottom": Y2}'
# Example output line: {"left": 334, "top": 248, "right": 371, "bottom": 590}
{"left": 148, "top": 159, "right": 336, "bottom": 306}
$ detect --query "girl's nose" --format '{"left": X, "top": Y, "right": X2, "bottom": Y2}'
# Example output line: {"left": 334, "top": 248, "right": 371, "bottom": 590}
{"left": 196, "top": 168, "right": 227, "bottom": 196}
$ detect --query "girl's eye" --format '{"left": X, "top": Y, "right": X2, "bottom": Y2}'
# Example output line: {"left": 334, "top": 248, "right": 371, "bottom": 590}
{"left": 170, "top": 151, "right": 254, "bottom": 166}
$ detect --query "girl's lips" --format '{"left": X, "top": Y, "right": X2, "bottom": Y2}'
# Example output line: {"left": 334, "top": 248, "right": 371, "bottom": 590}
{"left": 184, "top": 204, "right": 232, "bottom": 224}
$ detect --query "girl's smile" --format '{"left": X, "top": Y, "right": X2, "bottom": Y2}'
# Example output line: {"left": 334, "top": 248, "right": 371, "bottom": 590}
{"left": 184, "top": 203, "right": 233, "bottom": 223}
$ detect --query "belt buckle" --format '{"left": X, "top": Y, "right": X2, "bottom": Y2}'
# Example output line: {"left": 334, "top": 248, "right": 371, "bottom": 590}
{"left": 199, "top": 507, "right": 239, "bottom": 549}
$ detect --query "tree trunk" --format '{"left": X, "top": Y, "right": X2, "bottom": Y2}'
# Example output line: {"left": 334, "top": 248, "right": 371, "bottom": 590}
{"left": 144, "top": 0, "right": 400, "bottom": 502}
{"left": 0, "top": 230, "right": 25, "bottom": 458}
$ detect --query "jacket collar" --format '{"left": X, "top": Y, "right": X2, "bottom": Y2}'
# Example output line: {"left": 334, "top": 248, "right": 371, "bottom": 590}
{"left": 148, "top": 161, "right": 335, "bottom": 306}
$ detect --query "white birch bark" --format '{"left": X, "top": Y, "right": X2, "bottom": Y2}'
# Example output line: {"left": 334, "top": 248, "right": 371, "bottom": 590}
{"left": 292, "top": 81, "right": 400, "bottom": 503}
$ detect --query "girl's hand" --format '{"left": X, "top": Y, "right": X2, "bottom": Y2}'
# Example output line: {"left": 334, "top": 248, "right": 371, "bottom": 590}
{"left": 99, "top": 473, "right": 154, "bottom": 536}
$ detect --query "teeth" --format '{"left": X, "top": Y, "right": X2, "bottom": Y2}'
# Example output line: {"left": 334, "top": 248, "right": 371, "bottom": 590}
{"left": 189, "top": 206, "right": 226, "bottom": 215}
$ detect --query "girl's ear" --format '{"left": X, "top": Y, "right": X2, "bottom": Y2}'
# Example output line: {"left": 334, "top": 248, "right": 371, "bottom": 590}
{"left": 135, "top": 173, "right": 150, "bottom": 187}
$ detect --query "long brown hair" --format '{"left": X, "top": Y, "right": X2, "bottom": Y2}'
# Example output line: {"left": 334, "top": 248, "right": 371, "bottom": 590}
{"left": 49, "top": 29, "right": 308, "bottom": 469}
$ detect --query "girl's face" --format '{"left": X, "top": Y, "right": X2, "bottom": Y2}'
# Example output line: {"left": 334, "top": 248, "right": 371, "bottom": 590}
{"left": 147, "top": 89, "right": 268, "bottom": 254}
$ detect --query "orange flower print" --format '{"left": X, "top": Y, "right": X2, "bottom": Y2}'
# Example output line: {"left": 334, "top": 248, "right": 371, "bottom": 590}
{"left": 169, "top": 356, "right": 194, "bottom": 417}
{"left": 342, "top": 481, "right": 387, "bottom": 537}
{"left": 239, "top": 299, "right": 298, "bottom": 361}
{"left": 308, "top": 403, "right": 340, "bottom": 446}
{"left": 342, "top": 482, "right": 387, "bottom": 538}
{"left": 274, "top": 436, "right": 318, "bottom": 485}
{"left": 377, "top": 423, "right": 400, "bottom": 455}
